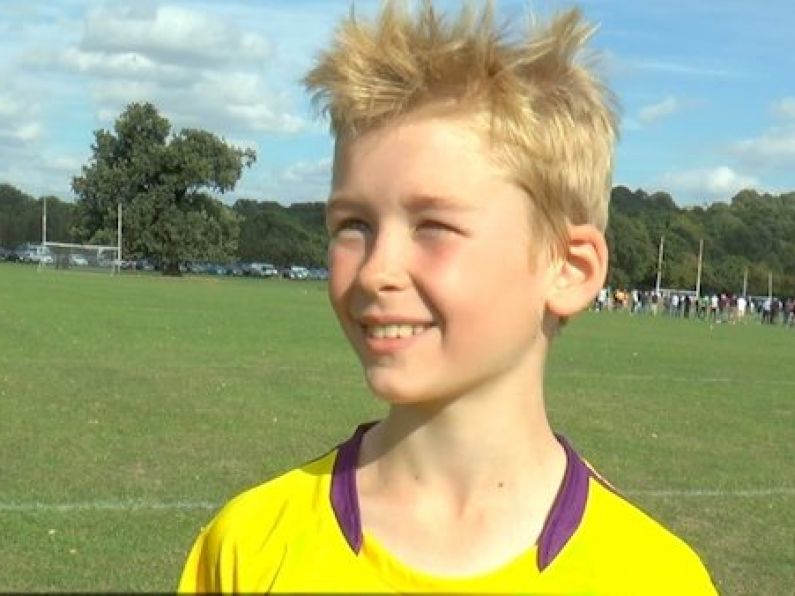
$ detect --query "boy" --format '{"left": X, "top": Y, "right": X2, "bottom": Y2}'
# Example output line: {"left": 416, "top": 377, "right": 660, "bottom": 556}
{"left": 179, "top": 2, "right": 716, "bottom": 593}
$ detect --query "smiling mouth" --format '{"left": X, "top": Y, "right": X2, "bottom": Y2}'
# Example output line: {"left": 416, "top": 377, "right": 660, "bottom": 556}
{"left": 362, "top": 323, "right": 434, "bottom": 339}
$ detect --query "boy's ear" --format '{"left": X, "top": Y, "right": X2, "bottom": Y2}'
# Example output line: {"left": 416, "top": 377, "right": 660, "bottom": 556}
{"left": 545, "top": 224, "right": 608, "bottom": 318}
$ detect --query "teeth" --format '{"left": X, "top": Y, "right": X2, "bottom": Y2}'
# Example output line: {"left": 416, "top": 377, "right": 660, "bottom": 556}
{"left": 365, "top": 324, "right": 430, "bottom": 338}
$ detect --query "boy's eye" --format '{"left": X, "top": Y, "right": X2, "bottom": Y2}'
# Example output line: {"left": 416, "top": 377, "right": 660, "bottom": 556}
{"left": 332, "top": 218, "right": 370, "bottom": 237}
{"left": 415, "top": 220, "right": 456, "bottom": 236}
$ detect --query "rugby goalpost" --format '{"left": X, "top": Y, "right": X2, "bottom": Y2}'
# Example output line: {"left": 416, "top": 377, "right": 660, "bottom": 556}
{"left": 40, "top": 198, "right": 123, "bottom": 274}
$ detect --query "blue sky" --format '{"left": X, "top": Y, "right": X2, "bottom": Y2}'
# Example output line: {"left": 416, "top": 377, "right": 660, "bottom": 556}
{"left": 1, "top": 0, "right": 793, "bottom": 206}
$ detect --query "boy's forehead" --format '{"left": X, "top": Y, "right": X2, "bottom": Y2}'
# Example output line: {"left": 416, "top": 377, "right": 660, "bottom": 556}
{"left": 330, "top": 113, "right": 510, "bottom": 196}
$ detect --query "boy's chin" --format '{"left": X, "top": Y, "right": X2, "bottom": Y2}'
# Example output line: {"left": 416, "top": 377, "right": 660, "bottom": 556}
{"left": 363, "top": 370, "right": 454, "bottom": 407}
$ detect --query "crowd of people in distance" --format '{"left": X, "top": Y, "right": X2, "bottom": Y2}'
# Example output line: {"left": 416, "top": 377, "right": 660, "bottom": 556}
{"left": 593, "top": 287, "right": 795, "bottom": 327}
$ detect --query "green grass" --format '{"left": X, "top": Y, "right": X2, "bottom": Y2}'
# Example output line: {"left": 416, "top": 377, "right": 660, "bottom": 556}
{"left": 1, "top": 263, "right": 793, "bottom": 593}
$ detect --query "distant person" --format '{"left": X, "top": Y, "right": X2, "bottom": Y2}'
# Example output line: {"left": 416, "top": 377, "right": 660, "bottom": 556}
{"left": 670, "top": 293, "right": 680, "bottom": 317}
{"left": 737, "top": 295, "right": 747, "bottom": 321}
{"left": 717, "top": 293, "right": 727, "bottom": 324}
{"left": 709, "top": 294, "right": 719, "bottom": 323}
{"left": 597, "top": 287, "right": 608, "bottom": 312}
{"left": 178, "top": 3, "right": 715, "bottom": 594}
{"left": 772, "top": 298, "right": 783, "bottom": 325}
{"left": 762, "top": 297, "right": 772, "bottom": 324}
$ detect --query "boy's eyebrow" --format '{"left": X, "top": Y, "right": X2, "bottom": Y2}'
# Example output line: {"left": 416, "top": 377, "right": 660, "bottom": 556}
{"left": 327, "top": 193, "right": 475, "bottom": 213}
{"left": 326, "top": 195, "right": 365, "bottom": 213}
{"left": 403, "top": 193, "right": 476, "bottom": 212}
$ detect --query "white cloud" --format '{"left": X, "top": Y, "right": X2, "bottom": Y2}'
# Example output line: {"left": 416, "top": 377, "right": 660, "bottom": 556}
{"left": 0, "top": 145, "right": 87, "bottom": 199}
{"left": 73, "top": 60, "right": 308, "bottom": 136}
{"left": 235, "top": 157, "right": 333, "bottom": 204}
{"left": 49, "top": 154, "right": 86, "bottom": 176}
{"left": 0, "top": 93, "right": 44, "bottom": 146}
{"left": 57, "top": 47, "right": 195, "bottom": 85}
{"left": 81, "top": 4, "right": 271, "bottom": 68}
{"left": 731, "top": 130, "right": 795, "bottom": 169}
{"left": 600, "top": 50, "right": 741, "bottom": 79}
{"left": 773, "top": 97, "right": 795, "bottom": 119}
{"left": 726, "top": 98, "right": 795, "bottom": 171}
{"left": 660, "top": 166, "right": 759, "bottom": 201}
{"left": 637, "top": 96, "right": 681, "bottom": 124}
{"left": 630, "top": 59, "right": 738, "bottom": 78}
{"left": 281, "top": 157, "right": 332, "bottom": 185}
{"left": 22, "top": 2, "right": 306, "bottom": 137}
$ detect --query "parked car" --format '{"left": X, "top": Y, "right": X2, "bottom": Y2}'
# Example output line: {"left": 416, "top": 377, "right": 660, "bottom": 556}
{"left": 17, "top": 243, "right": 53, "bottom": 263}
{"left": 249, "top": 262, "right": 279, "bottom": 278}
{"left": 204, "top": 263, "right": 226, "bottom": 275}
{"left": 133, "top": 259, "right": 155, "bottom": 271}
{"left": 307, "top": 267, "right": 329, "bottom": 280}
{"left": 3, "top": 249, "right": 21, "bottom": 262}
{"left": 225, "top": 263, "right": 245, "bottom": 276}
{"left": 283, "top": 265, "right": 310, "bottom": 280}
{"left": 187, "top": 261, "right": 206, "bottom": 274}
{"left": 69, "top": 254, "right": 89, "bottom": 266}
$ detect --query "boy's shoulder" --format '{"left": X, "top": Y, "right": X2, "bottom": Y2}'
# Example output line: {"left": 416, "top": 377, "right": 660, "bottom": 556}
{"left": 560, "top": 464, "right": 715, "bottom": 592}
{"left": 178, "top": 447, "right": 354, "bottom": 593}
{"left": 540, "top": 438, "right": 715, "bottom": 593}
{"left": 200, "top": 447, "right": 339, "bottom": 552}
{"left": 216, "top": 447, "right": 336, "bottom": 524}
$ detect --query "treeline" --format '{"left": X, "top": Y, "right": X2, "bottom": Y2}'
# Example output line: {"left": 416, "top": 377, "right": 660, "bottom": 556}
{"left": 0, "top": 182, "right": 327, "bottom": 268}
{"left": 606, "top": 186, "right": 795, "bottom": 296}
{"left": 2, "top": 181, "right": 794, "bottom": 295}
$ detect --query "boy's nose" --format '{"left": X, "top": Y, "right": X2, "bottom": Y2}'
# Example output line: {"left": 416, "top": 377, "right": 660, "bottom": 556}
{"left": 357, "top": 231, "right": 410, "bottom": 294}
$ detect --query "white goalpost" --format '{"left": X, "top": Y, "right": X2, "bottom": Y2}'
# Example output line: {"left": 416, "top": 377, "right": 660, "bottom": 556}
{"left": 40, "top": 199, "right": 122, "bottom": 274}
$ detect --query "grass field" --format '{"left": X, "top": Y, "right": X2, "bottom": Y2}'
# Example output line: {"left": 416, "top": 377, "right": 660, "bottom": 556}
{"left": 1, "top": 263, "right": 793, "bottom": 593}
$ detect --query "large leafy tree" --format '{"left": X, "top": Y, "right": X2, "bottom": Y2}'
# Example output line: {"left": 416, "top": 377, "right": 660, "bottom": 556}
{"left": 72, "top": 102, "right": 256, "bottom": 274}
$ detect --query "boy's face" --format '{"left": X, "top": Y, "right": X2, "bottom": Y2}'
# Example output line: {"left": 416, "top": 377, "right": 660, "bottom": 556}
{"left": 326, "top": 114, "right": 556, "bottom": 404}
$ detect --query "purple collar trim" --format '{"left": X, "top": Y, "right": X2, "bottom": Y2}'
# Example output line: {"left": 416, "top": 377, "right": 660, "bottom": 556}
{"left": 329, "top": 424, "right": 591, "bottom": 571}
{"left": 535, "top": 434, "right": 591, "bottom": 570}
{"left": 329, "top": 422, "right": 375, "bottom": 553}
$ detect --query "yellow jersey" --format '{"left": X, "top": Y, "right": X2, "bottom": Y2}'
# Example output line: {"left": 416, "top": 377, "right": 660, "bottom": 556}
{"left": 179, "top": 423, "right": 716, "bottom": 594}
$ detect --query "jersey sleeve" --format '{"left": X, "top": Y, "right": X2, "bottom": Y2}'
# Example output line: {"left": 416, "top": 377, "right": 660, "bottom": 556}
{"left": 176, "top": 485, "right": 291, "bottom": 593}
{"left": 177, "top": 525, "right": 215, "bottom": 593}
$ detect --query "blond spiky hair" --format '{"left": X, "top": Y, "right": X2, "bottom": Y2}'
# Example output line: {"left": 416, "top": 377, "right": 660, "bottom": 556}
{"left": 304, "top": 0, "right": 619, "bottom": 244}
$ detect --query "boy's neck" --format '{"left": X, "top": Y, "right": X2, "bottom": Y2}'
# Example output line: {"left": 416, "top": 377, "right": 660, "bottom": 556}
{"left": 355, "top": 386, "right": 568, "bottom": 575}
{"left": 358, "top": 385, "right": 564, "bottom": 511}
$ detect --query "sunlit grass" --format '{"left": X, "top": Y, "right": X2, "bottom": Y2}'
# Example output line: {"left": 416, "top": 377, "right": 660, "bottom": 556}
{"left": 0, "top": 263, "right": 792, "bottom": 593}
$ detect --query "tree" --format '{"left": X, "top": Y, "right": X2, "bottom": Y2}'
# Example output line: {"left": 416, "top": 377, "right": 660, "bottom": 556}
{"left": 0, "top": 184, "right": 39, "bottom": 247}
{"left": 605, "top": 211, "right": 654, "bottom": 288}
{"left": 234, "top": 200, "right": 327, "bottom": 266}
{"left": 72, "top": 102, "right": 255, "bottom": 274}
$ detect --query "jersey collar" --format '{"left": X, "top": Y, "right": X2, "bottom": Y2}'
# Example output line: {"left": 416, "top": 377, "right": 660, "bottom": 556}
{"left": 330, "top": 422, "right": 592, "bottom": 571}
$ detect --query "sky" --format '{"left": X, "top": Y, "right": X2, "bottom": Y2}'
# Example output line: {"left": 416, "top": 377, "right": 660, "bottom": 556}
{"left": 1, "top": 0, "right": 793, "bottom": 207}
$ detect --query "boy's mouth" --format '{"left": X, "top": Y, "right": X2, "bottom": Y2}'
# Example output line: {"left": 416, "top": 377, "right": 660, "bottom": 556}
{"left": 362, "top": 323, "right": 434, "bottom": 339}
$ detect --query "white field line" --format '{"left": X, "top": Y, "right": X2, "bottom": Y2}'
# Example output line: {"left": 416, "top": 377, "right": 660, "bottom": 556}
{"left": 625, "top": 487, "right": 795, "bottom": 497}
{"left": 1, "top": 488, "right": 793, "bottom": 512}
{"left": 557, "top": 372, "right": 795, "bottom": 387}
{"left": 0, "top": 500, "right": 219, "bottom": 512}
